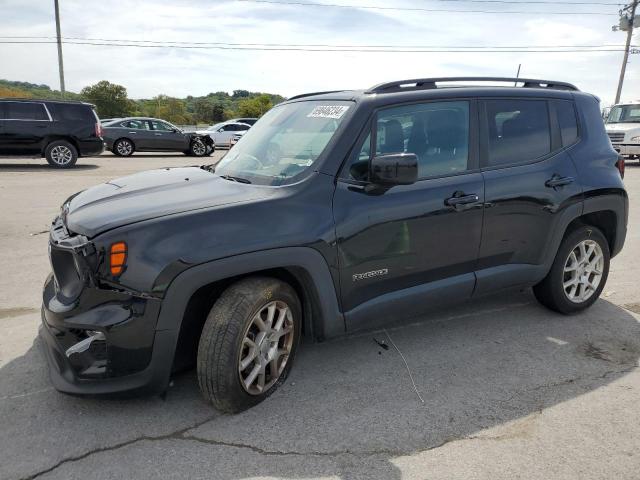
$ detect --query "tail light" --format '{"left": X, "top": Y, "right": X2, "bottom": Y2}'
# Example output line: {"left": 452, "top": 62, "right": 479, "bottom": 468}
{"left": 109, "top": 242, "right": 127, "bottom": 276}
{"left": 95, "top": 122, "right": 103, "bottom": 138}
{"left": 616, "top": 155, "right": 625, "bottom": 179}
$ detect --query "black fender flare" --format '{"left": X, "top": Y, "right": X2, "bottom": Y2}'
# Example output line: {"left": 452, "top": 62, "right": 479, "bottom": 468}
{"left": 154, "top": 246, "right": 344, "bottom": 360}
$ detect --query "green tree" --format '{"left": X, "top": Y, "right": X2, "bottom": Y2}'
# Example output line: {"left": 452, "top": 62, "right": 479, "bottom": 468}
{"left": 80, "top": 80, "right": 133, "bottom": 118}
{"left": 236, "top": 94, "right": 273, "bottom": 118}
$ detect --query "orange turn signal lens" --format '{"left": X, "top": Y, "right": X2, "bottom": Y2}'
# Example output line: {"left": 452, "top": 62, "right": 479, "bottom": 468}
{"left": 110, "top": 242, "right": 127, "bottom": 276}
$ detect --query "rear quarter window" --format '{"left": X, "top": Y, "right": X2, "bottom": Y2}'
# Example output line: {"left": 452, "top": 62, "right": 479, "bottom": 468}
{"left": 1, "top": 101, "right": 49, "bottom": 120}
{"left": 50, "top": 103, "right": 96, "bottom": 122}
{"left": 555, "top": 100, "right": 579, "bottom": 147}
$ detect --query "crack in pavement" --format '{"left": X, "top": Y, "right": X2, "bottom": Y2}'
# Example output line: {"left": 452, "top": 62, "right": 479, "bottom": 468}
{"left": 19, "top": 365, "right": 638, "bottom": 480}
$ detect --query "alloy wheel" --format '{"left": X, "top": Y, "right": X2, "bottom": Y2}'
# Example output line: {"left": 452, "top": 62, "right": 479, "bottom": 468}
{"left": 50, "top": 145, "right": 73, "bottom": 165}
{"left": 117, "top": 140, "right": 132, "bottom": 155}
{"left": 563, "top": 239, "right": 604, "bottom": 303}
{"left": 238, "top": 300, "right": 295, "bottom": 395}
{"left": 192, "top": 139, "right": 206, "bottom": 156}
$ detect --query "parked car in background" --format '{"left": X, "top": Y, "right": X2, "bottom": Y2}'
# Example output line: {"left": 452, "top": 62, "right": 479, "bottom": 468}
{"left": 41, "top": 77, "right": 626, "bottom": 414}
{"left": 0, "top": 98, "right": 103, "bottom": 168}
{"left": 103, "top": 117, "right": 214, "bottom": 156}
{"left": 228, "top": 117, "right": 257, "bottom": 126}
{"left": 605, "top": 101, "right": 640, "bottom": 162}
{"left": 198, "top": 121, "right": 251, "bottom": 148}
{"left": 100, "top": 118, "right": 122, "bottom": 125}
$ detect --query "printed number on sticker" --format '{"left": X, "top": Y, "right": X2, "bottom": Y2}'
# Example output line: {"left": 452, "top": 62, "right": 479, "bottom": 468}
{"left": 307, "top": 105, "right": 349, "bottom": 119}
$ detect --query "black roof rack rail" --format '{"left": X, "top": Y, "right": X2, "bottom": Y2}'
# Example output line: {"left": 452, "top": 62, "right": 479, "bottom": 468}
{"left": 367, "top": 77, "right": 579, "bottom": 94}
{"left": 287, "top": 90, "right": 346, "bottom": 101}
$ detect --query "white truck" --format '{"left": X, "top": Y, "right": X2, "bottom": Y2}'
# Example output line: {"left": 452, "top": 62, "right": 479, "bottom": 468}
{"left": 605, "top": 101, "right": 640, "bottom": 162}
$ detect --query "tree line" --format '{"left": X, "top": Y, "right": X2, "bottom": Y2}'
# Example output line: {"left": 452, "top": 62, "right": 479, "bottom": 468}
{"left": 0, "top": 79, "right": 285, "bottom": 125}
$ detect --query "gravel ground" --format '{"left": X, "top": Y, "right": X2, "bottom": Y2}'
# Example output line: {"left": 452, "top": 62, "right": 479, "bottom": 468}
{"left": 0, "top": 152, "right": 639, "bottom": 480}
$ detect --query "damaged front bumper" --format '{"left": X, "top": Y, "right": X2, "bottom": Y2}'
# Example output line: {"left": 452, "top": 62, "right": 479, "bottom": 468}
{"left": 40, "top": 217, "right": 174, "bottom": 395}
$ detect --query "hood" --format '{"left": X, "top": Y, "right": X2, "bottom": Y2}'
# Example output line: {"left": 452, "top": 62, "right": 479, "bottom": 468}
{"left": 605, "top": 123, "right": 640, "bottom": 132}
{"left": 64, "top": 167, "right": 270, "bottom": 238}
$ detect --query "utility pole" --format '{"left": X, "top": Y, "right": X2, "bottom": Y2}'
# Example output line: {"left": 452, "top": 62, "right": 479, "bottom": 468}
{"left": 54, "top": 0, "right": 65, "bottom": 96}
{"left": 614, "top": 0, "right": 638, "bottom": 104}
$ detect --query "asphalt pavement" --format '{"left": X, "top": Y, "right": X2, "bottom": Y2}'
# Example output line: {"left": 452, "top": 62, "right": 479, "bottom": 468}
{"left": 1, "top": 153, "right": 639, "bottom": 480}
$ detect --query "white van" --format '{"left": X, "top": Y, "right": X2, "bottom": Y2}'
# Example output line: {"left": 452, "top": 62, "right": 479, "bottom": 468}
{"left": 605, "top": 101, "right": 640, "bottom": 161}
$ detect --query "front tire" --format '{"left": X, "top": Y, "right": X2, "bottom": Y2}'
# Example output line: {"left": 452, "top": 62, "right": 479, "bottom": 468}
{"left": 189, "top": 138, "right": 209, "bottom": 157}
{"left": 533, "top": 225, "right": 610, "bottom": 314}
{"left": 197, "top": 277, "right": 301, "bottom": 413}
{"left": 112, "top": 138, "right": 134, "bottom": 156}
{"left": 45, "top": 140, "right": 78, "bottom": 168}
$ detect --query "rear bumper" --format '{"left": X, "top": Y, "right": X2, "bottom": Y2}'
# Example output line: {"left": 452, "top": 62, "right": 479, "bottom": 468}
{"left": 40, "top": 274, "right": 175, "bottom": 396}
{"left": 612, "top": 144, "right": 640, "bottom": 156}
{"left": 77, "top": 138, "right": 105, "bottom": 157}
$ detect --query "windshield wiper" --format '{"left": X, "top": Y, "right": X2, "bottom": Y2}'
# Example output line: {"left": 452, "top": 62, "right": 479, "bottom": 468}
{"left": 219, "top": 174, "right": 252, "bottom": 184}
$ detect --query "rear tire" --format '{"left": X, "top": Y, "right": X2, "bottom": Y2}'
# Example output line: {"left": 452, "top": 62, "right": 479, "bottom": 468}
{"left": 533, "top": 225, "right": 610, "bottom": 314}
{"left": 197, "top": 277, "right": 301, "bottom": 413}
{"left": 112, "top": 138, "right": 134, "bottom": 156}
{"left": 45, "top": 140, "right": 78, "bottom": 168}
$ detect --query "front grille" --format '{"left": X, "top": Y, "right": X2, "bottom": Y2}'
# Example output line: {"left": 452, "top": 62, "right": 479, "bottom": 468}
{"left": 607, "top": 132, "right": 625, "bottom": 144}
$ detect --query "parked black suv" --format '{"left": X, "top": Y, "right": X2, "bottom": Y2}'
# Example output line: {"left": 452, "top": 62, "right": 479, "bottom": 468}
{"left": 0, "top": 99, "right": 104, "bottom": 168}
{"left": 41, "top": 77, "right": 627, "bottom": 413}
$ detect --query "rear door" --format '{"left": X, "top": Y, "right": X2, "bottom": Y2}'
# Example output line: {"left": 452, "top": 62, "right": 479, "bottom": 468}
{"left": 475, "top": 97, "right": 582, "bottom": 294}
{"left": 0, "top": 101, "right": 51, "bottom": 155}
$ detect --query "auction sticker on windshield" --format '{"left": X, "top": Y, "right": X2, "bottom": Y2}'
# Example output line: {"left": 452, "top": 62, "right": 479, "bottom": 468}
{"left": 307, "top": 105, "right": 350, "bottom": 119}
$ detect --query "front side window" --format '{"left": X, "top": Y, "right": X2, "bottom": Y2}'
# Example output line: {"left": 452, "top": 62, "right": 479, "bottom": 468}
{"left": 3, "top": 102, "right": 48, "bottom": 120}
{"left": 215, "top": 100, "right": 352, "bottom": 185}
{"left": 485, "top": 99, "right": 550, "bottom": 167}
{"left": 346, "top": 100, "right": 470, "bottom": 181}
{"left": 150, "top": 120, "right": 175, "bottom": 131}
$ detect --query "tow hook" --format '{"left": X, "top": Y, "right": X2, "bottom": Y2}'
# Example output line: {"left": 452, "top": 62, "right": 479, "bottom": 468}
{"left": 65, "top": 331, "right": 105, "bottom": 357}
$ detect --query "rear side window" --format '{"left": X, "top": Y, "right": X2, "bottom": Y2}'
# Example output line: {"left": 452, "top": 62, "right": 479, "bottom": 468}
{"left": 555, "top": 100, "right": 579, "bottom": 147}
{"left": 1, "top": 101, "right": 49, "bottom": 120}
{"left": 51, "top": 103, "right": 95, "bottom": 122}
{"left": 484, "top": 99, "right": 551, "bottom": 167}
{"left": 121, "top": 120, "right": 149, "bottom": 129}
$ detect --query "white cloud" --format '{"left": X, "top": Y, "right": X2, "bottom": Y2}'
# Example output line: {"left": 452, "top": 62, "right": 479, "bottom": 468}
{"left": 0, "top": 0, "right": 637, "bottom": 105}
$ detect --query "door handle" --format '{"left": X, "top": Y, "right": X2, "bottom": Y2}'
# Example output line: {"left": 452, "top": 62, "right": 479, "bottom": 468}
{"left": 128, "top": 131, "right": 137, "bottom": 134}
{"left": 445, "top": 192, "right": 479, "bottom": 208}
{"left": 155, "top": 133, "right": 163, "bottom": 136}
{"left": 545, "top": 175, "right": 574, "bottom": 188}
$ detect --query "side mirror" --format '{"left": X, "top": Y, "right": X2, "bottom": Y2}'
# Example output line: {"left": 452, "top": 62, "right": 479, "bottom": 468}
{"left": 218, "top": 127, "right": 225, "bottom": 132}
{"left": 370, "top": 153, "right": 418, "bottom": 186}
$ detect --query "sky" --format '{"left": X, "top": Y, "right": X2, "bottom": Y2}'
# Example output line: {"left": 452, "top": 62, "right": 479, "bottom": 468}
{"left": 0, "top": 0, "right": 638, "bottom": 106}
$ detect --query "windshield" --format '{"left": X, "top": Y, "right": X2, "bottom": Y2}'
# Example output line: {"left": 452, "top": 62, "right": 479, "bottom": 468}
{"left": 214, "top": 100, "right": 352, "bottom": 185}
{"left": 607, "top": 105, "right": 640, "bottom": 124}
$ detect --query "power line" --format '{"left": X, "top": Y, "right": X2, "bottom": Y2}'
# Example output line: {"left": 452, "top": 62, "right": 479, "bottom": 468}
{"left": 0, "top": 36, "right": 631, "bottom": 49}
{"left": 436, "top": 0, "right": 623, "bottom": 4}
{"left": 235, "top": 0, "right": 618, "bottom": 15}
{"left": 0, "top": 40, "right": 630, "bottom": 53}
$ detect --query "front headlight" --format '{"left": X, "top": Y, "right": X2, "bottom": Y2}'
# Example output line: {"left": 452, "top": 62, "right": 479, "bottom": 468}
{"left": 630, "top": 136, "right": 640, "bottom": 142}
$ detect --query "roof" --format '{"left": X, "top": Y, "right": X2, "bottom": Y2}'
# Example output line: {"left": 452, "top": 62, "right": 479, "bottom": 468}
{"left": 0, "top": 97, "right": 94, "bottom": 106}
{"left": 284, "top": 77, "right": 582, "bottom": 105}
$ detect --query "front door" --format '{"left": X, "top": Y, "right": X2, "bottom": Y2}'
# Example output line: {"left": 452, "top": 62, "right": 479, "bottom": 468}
{"left": 149, "top": 120, "right": 187, "bottom": 150}
{"left": 333, "top": 99, "right": 484, "bottom": 331}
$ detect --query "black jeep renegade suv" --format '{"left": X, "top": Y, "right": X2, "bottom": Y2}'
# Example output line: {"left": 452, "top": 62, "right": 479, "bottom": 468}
{"left": 41, "top": 77, "right": 628, "bottom": 412}
{"left": 0, "top": 99, "right": 104, "bottom": 168}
